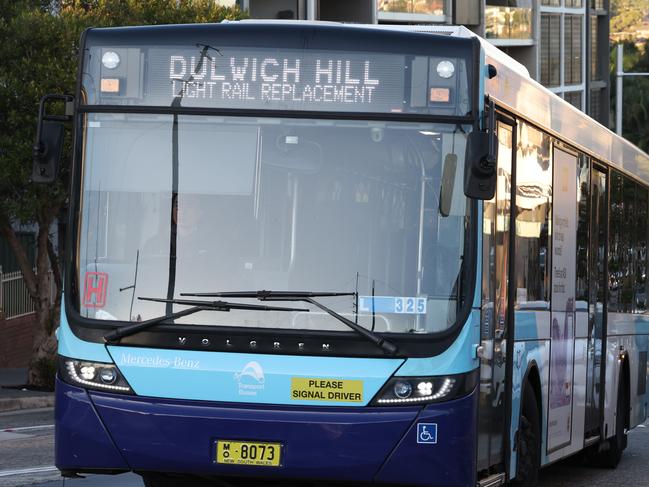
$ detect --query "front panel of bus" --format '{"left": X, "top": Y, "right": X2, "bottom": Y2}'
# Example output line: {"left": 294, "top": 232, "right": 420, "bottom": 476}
{"left": 56, "top": 23, "right": 483, "bottom": 486}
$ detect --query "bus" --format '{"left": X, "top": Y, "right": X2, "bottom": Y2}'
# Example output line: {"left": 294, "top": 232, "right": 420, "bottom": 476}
{"left": 33, "top": 21, "right": 649, "bottom": 487}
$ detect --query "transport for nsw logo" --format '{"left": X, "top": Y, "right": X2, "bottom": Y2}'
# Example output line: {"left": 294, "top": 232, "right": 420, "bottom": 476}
{"left": 234, "top": 361, "right": 265, "bottom": 397}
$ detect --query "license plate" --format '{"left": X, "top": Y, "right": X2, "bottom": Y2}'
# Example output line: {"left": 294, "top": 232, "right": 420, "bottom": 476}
{"left": 215, "top": 440, "right": 283, "bottom": 467}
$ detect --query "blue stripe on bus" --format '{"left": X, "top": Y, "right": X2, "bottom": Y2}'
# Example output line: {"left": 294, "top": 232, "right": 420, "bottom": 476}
{"left": 58, "top": 294, "right": 480, "bottom": 402}
{"left": 395, "top": 311, "right": 479, "bottom": 376}
{"left": 107, "top": 345, "right": 403, "bottom": 406}
{"left": 513, "top": 311, "right": 548, "bottom": 341}
{"left": 57, "top": 296, "right": 114, "bottom": 363}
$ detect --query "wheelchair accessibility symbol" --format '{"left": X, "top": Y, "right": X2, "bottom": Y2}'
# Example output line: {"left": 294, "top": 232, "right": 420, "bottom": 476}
{"left": 417, "top": 423, "right": 438, "bottom": 444}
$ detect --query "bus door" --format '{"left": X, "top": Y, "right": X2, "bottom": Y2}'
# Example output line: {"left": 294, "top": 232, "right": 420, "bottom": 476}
{"left": 584, "top": 164, "right": 608, "bottom": 437}
{"left": 547, "top": 146, "right": 578, "bottom": 452}
{"left": 477, "top": 118, "right": 515, "bottom": 472}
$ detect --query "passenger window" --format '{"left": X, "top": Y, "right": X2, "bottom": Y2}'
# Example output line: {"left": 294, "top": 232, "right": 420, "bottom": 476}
{"left": 609, "top": 172, "right": 642, "bottom": 313}
{"left": 514, "top": 122, "right": 552, "bottom": 310}
{"left": 635, "top": 186, "right": 648, "bottom": 313}
{"left": 622, "top": 179, "right": 636, "bottom": 312}
{"left": 576, "top": 156, "right": 589, "bottom": 303}
{"left": 609, "top": 172, "right": 623, "bottom": 312}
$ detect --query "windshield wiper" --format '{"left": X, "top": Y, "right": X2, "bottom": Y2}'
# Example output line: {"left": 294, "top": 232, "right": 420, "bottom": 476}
{"left": 103, "top": 297, "right": 308, "bottom": 344}
{"left": 183, "top": 291, "right": 354, "bottom": 299}
{"left": 180, "top": 290, "right": 399, "bottom": 356}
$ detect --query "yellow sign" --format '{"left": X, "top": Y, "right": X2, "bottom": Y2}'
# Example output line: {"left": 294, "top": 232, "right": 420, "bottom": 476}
{"left": 290, "top": 377, "right": 363, "bottom": 402}
{"left": 216, "top": 440, "right": 282, "bottom": 467}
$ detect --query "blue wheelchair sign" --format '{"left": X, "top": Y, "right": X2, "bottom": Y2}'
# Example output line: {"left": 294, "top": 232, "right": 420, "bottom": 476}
{"left": 417, "top": 423, "right": 438, "bottom": 444}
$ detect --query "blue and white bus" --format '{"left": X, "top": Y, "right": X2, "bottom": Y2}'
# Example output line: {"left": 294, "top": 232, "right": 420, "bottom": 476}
{"left": 36, "top": 21, "right": 649, "bottom": 487}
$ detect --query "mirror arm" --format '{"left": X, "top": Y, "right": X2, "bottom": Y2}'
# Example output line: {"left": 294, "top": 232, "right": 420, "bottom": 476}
{"left": 33, "top": 97, "right": 47, "bottom": 159}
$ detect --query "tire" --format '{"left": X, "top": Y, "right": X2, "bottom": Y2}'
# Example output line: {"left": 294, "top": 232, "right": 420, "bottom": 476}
{"left": 141, "top": 474, "right": 171, "bottom": 487}
{"left": 598, "top": 373, "right": 628, "bottom": 468}
{"left": 510, "top": 384, "right": 540, "bottom": 487}
{"left": 141, "top": 473, "right": 184, "bottom": 487}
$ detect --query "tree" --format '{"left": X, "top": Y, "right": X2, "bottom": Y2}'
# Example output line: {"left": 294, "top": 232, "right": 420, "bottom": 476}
{"left": 0, "top": 0, "right": 244, "bottom": 388}
{"left": 610, "top": 0, "right": 649, "bottom": 38}
{"left": 611, "top": 41, "right": 649, "bottom": 152}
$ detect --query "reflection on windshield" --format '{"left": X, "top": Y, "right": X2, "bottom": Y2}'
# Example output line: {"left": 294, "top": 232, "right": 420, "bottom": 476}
{"left": 78, "top": 114, "right": 471, "bottom": 334}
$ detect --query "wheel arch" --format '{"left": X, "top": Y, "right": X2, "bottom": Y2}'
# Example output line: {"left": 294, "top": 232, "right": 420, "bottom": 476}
{"left": 510, "top": 359, "right": 543, "bottom": 485}
{"left": 522, "top": 360, "right": 542, "bottom": 421}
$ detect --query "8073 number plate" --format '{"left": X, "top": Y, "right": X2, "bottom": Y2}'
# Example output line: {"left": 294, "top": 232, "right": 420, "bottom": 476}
{"left": 215, "top": 440, "right": 283, "bottom": 467}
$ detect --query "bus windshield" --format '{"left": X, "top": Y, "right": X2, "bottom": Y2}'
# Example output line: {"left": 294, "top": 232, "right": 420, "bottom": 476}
{"left": 77, "top": 113, "right": 471, "bottom": 334}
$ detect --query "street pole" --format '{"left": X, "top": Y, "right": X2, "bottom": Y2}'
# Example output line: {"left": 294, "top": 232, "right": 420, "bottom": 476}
{"left": 306, "top": 0, "right": 316, "bottom": 20}
{"left": 615, "top": 43, "right": 649, "bottom": 137}
{"left": 616, "top": 44, "right": 623, "bottom": 136}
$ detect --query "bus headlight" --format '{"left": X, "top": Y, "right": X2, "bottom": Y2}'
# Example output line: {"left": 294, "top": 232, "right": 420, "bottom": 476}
{"left": 371, "top": 370, "right": 477, "bottom": 406}
{"left": 58, "top": 356, "right": 132, "bottom": 394}
{"left": 393, "top": 380, "right": 413, "bottom": 399}
{"left": 99, "top": 367, "right": 117, "bottom": 384}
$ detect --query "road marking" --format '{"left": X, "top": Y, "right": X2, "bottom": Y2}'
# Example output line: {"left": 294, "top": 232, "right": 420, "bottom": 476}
{"left": 0, "top": 465, "right": 57, "bottom": 477}
{"left": 0, "top": 431, "right": 33, "bottom": 441}
{"left": 1, "top": 424, "right": 54, "bottom": 432}
{"left": 0, "top": 407, "right": 54, "bottom": 417}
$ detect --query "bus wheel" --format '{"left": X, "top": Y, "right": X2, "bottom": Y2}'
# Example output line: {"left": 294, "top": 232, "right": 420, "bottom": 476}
{"left": 511, "top": 384, "right": 540, "bottom": 487}
{"left": 141, "top": 473, "right": 183, "bottom": 487}
{"left": 598, "top": 373, "right": 628, "bottom": 468}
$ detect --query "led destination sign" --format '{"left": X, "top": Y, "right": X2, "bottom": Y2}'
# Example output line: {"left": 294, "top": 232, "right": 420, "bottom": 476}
{"left": 169, "top": 55, "right": 382, "bottom": 105}
{"left": 88, "top": 45, "right": 471, "bottom": 116}
{"left": 148, "top": 48, "right": 406, "bottom": 112}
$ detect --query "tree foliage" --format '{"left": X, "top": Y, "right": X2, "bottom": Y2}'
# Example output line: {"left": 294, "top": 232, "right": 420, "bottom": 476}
{"left": 610, "top": 0, "right": 648, "bottom": 36}
{"left": 0, "top": 1, "right": 244, "bottom": 387}
{"left": 611, "top": 42, "right": 649, "bottom": 152}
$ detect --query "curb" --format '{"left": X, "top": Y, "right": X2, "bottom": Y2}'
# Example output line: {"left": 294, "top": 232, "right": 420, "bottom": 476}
{"left": 0, "top": 395, "right": 55, "bottom": 413}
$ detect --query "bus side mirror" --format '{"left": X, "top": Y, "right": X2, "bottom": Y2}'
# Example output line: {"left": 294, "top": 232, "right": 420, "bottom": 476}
{"left": 32, "top": 94, "right": 73, "bottom": 184}
{"left": 32, "top": 121, "right": 65, "bottom": 184}
{"left": 464, "top": 100, "right": 498, "bottom": 200}
{"left": 464, "top": 130, "right": 497, "bottom": 200}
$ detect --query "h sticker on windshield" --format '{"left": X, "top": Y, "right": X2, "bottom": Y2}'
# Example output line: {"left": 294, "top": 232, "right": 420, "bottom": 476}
{"left": 417, "top": 423, "right": 438, "bottom": 444}
{"left": 83, "top": 272, "right": 108, "bottom": 308}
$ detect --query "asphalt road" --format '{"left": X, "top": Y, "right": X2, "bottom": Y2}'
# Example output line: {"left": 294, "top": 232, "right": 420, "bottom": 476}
{"left": 2, "top": 407, "right": 648, "bottom": 487}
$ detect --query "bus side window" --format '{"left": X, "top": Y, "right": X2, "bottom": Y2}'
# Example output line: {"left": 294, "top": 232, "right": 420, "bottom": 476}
{"left": 514, "top": 123, "right": 552, "bottom": 311}
{"left": 636, "top": 187, "right": 648, "bottom": 313}
{"left": 576, "top": 156, "right": 589, "bottom": 305}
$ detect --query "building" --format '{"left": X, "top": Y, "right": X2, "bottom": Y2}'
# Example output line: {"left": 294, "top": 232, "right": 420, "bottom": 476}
{"left": 216, "top": 0, "right": 610, "bottom": 127}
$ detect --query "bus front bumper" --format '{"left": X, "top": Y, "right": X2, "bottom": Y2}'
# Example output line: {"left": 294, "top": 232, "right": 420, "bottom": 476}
{"left": 55, "top": 377, "right": 477, "bottom": 486}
